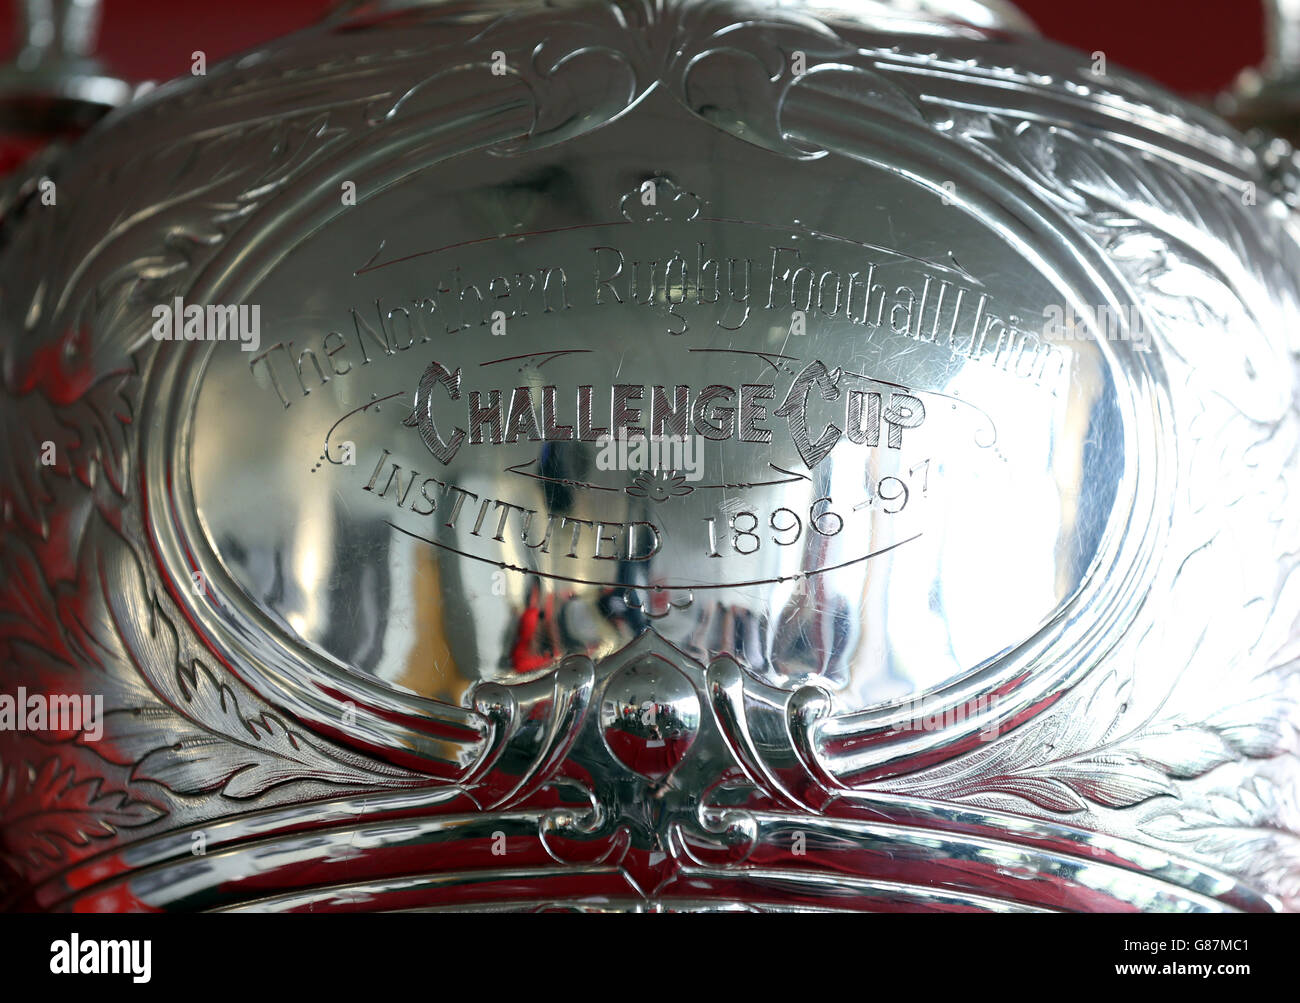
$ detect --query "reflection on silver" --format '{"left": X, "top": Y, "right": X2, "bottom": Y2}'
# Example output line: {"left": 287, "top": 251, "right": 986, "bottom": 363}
{"left": 1, "top": 0, "right": 1298, "bottom": 912}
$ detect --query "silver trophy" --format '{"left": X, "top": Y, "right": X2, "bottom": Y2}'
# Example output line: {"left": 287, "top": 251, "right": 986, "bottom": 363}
{"left": 1, "top": 0, "right": 1297, "bottom": 912}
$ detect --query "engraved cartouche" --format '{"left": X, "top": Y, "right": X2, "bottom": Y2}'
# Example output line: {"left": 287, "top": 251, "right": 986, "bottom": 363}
{"left": 1, "top": 0, "right": 1298, "bottom": 912}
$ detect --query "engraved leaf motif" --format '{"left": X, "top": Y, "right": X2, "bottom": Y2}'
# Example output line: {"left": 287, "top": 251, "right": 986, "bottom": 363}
{"left": 826, "top": 63, "right": 1300, "bottom": 871}
{"left": 1121, "top": 729, "right": 1238, "bottom": 778}
{"left": 1043, "top": 760, "right": 1176, "bottom": 808}
{"left": 895, "top": 95, "right": 1296, "bottom": 420}
{"left": 0, "top": 106, "right": 351, "bottom": 537}
{"left": 1203, "top": 696, "right": 1297, "bottom": 759}
{"left": 103, "top": 593, "right": 427, "bottom": 799}
{"left": 0, "top": 755, "right": 164, "bottom": 874}
{"left": 1141, "top": 778, "right": 1300, "bottom": 908}
{"left": 0, "top": 531, "right": 79, "bottom": 670}
{"left": 1013, "top": 124, "right": 1293, "bottom": 422}
{"left": 940, "top": 759, "right": 1176, "bottom": 814}
{"left": 864, "top": 663, "right": 1296, "bottom": 814}
{"left": 57, "top": 512, "right": 432, "bottom": 799}
{"left": 956, "top": 776, "right": 1088, "bottom": 813}
{"left": 0, "top": 356, "right": 136, "bottom": 540}
{"left": 874, "top": 681, "right": 1295, "bottom": 815}
{"left": 0, "top": 79, "right": 486, "bottom": 804}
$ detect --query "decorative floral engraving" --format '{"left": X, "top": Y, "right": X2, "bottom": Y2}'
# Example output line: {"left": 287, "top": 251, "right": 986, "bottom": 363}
{"left": 1141, "top": 777, "right": 1300, "bottom": 908}
{"left": 866, "top": 666, "right": 1298, "bottom": 813}
{"left": 626, "top": 470, "right": 695, "bottom": 500}
{"left": 0, "top": 756, "right": 164, "bottom": 876}
{"left": 0, "top": 0, "right": 1296, "bottom": 909}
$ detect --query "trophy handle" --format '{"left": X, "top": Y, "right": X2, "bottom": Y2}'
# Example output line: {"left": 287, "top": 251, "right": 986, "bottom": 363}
{"left": 15, "top": 0, "right": 102, "bottom": 67}
{"left": 1264, "top": 0, "right": 1300, "bottom": 77}
{"left": 0, "top": 0, "right": 136, "bottom": 134}
{"left": 1220, "top": 0, "right": 1300, "bottom": 139}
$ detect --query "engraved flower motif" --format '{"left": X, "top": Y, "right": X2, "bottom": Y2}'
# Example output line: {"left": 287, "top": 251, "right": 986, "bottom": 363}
{"left": 626, "top": 471, "right": 694, "bottom": 502}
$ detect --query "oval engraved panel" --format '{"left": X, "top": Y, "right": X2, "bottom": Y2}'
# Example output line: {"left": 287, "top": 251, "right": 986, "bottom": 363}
{"left": 180, "top": 99, "right": 1134, "bottom": 715}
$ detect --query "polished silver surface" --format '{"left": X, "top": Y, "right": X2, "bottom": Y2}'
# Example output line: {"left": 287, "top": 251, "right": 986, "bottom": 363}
{"left": 1, "top": 0, "right": 1298, "bottom": 912}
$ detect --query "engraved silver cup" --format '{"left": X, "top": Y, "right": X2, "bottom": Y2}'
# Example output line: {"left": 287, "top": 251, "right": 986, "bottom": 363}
{"left": 1, "top": 0, "right": 1297, "bottom": 912}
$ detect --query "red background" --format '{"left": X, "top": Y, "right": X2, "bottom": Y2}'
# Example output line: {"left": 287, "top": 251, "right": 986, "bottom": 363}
{"left": 0, "top": 0, "right": 1271, "bottom": 98}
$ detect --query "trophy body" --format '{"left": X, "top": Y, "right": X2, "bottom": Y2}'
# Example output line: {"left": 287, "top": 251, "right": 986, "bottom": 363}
{"left": 2, "top": 0, "right": 1298, "bottom": 911}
